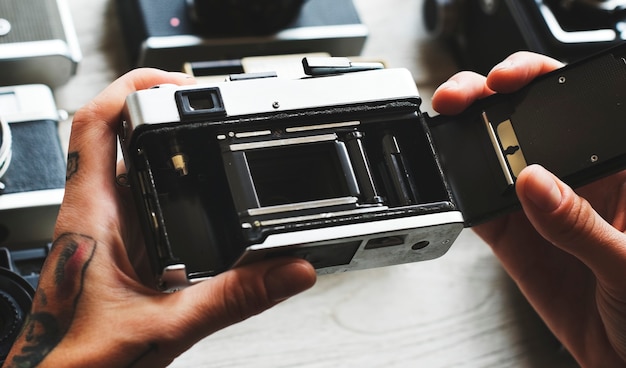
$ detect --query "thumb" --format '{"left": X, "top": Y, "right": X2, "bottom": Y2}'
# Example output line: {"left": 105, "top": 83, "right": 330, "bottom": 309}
{"left": 516, "top": 165, "right": 626, "bottom": 289}
{"left": 173, "top": 258, "right": 316, "bottom": 341}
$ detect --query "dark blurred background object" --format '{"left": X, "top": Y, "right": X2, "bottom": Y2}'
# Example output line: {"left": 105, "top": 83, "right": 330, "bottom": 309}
{"left": 0, "top": 0, "right": 81, "bottom": 88}
{"left": 189, "top": 0, "right": 307, "bottom": 36}
{"left": 423, "top": 0, "right": 626, "bottom": 74}
{"left": 0, "top": 247, "right": 37, "bottom": 365}
{"left": 116, "top": 0, "right": 368, "bottom": 71}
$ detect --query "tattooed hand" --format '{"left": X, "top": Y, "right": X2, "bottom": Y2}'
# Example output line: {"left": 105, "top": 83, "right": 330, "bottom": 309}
{"left": 3, "top": 69, "right": 316, "bottom": 368}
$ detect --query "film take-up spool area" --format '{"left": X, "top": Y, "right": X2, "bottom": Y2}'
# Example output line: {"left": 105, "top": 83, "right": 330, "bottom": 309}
{"left": 9, "top": 0, "right": 622, "bottom": 366}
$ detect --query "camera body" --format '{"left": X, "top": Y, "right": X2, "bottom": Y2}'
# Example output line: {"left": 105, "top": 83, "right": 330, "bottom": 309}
{"left": 423, "top": 0, "right": 626, "bottom": 74}
{"left": 116, "top": 0, "right": 368, "bottom": 71}
{"left": 121, "top": 66, "right": 464, "bottom": 289}
{"left": 121, "top": 47, "right": 626, "bottom": 291}
{"left": 0, "top": 0, "right": 81, "bottom": 87}
{"left": 0, "top": 84, "right": 66, "bottom": 251}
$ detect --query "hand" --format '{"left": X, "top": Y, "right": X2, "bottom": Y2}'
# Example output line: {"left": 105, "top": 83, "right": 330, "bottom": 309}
{"left": 433, "top": 52, "right": 626, "bottom": 367}
{"left": 3, "top": 69, "right": 316, "bottom": 368}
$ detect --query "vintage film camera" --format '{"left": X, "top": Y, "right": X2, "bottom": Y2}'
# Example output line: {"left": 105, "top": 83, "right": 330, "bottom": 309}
{"left": 0, "top": 84, "right": 65, "bottom": 362}
{"left": 0, "top": 246, "right": 49, "bottom": 364}
{"left": 0, "top": 84, "right": 66, "bottom": 251}
{"left": 0, "top": 0, "right": 81, "bottom": 87}
{"left": 120, "top": 45, "right": 626, "bottom": 291}
{"left": 116, "top": 0, "right": 368, "bottom": 71}
{"left": 423, "top": 0, "right": 626, "bottom": 74}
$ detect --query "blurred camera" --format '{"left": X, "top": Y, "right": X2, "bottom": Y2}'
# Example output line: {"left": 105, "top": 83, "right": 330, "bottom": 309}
{"left": 0, "top": 84, "right": 66, "bottom": 252}
{"left": 0, "top": 246, "right": 48, "bottom": 360}
{"left": 0, "top": 0, "right": 81, "bottom": 87}
{"left": 116, "top": 0, "right": 368, "bottom": 71}
{"left": 121, "top": 48, "right": 626, "bottom": 291}
{"left": 0, "top": 84, "right": 64, "bottom": 362}
{"left": 423, "top": 0, "right": 626, "bottom": 74}
{"left": 0, "top": 245, "right": 49, "bottom": 364}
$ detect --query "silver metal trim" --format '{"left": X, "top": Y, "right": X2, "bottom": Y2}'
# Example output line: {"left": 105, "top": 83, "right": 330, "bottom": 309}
{"left": 122, "top": 68, "right": 418, "bottom": 130}
{"left": 497, "top": 119, "right": 528, "bottom": 178}
{"left": 160, "top": 264, "right": 189, "bottom": 292}
{"left": 286, "top": 121, "right": 360, "bottom": 133}
{"left": 537, "top": 1, "right": 615, "bottom": 43}
{"left": 159, "top": 264, "right": 213, "bottom": 291}
{"left": 0, "top": 117, "right": 12, "bottom": 179}
{"left": 258, "top": 204, "right": 388, "bottom": 226}
{"left": 0, "top": 85, "right": 59, "bottom": 123}
{"left": 577, "top": 0, "right": 626, "bottom": 11}
{"left": 247, "top": 196, "right": 358, "bottom": 216}
{"left": 235, "top": 130, "right": 272, "bottom": 138}
{"left": 0, "top": 188, "right": 64, "bottom": 211}
{"left": 143, "top": 24, "right": 369, "bottom": 49}
{"left": 0, "top": 39, "right": 72, "bottom": 60}
{"left": 56, "top": 0, "right": 82, "bottom": 64}
{"left": 0, "top": 18, "right": 11, "bottom": 36}
{"left": 248, "top": 211, "right": 465, "bottom": 250}
{"left": 121, "top": 68, "right": 420, "bottom": 151}
{"left": 482, "top": 111, "right": 514, "bottom": 186}
{"left": 229, "top": 133, "right": 338, "bottom": 151}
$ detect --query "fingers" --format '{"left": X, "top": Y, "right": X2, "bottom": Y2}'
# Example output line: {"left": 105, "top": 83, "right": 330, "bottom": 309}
{"left": 516, "top": 165, "right": 626, "bottom": 292}
{"left": 431, "top": 51, "right": 564, "bottom": 115}
{"left": 431, "top": 71, "right": 492, "bottom": 115}
{"left": 171, "top": 258, "right": 316, "bottom": 347}
{"left": 486, "top": 51, "right": 564, "bottom": 93}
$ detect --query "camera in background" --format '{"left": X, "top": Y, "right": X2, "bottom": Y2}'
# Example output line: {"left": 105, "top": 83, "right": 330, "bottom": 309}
{"left": 0, "top": 85, "right": 66, "bottom": 251}
{"left": 0, "top": 0, "right": 81, "bottom": 88}
{"left": 0, "top": 83, "right": 65, "bottom": 363}
{"left": 423, "top": 0, "right": 626, "bottom": 74}
{"left": 0, "top": 245, "right": 49, "bottom": 364}
{"left": 116, "top": 0, "right": 368, "bottom": 71}
{"left": 188, "top": 0, "right": 307, "bottom": 36}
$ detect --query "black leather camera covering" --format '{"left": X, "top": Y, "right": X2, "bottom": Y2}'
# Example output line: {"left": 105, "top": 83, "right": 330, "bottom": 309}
{"left": 2, "top": 120, "right": 66, "bottom": 194}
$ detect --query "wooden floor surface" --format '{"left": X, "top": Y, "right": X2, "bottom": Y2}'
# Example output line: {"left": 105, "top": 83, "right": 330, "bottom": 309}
{"left": 53, "top": 0, "right": 580, "bottom": 366}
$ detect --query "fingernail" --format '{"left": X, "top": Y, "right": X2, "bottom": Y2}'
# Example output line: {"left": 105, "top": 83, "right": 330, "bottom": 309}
{"left": 490, "top": 59, "right": 514, "bottom": 73}
{"left": 264, "top": 262, "right": 315, "bottom": 302}
{"left": 434, "top": 80, "right": 459, "bottom": 94}
{"left": 169, "top": 71, "right": 190, "bottom": 77}
{"left": 523, "top": 165, "right": 562, "bottom": 212}
{"left": 169, "top": 72, "right": 195, "bottom": 80}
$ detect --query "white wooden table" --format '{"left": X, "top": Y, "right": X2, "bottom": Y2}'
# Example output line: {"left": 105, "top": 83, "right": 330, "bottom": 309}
{"left": 54, "top": 0, "right": 580, "bottom": 366}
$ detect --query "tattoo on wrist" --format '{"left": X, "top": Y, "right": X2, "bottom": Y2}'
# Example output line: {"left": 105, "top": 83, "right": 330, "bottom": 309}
{"left": 5, "top": 233, "right": 96, "bottom": 368}
{"left": 66, "top": 151, "right": 79, "bottom": 181}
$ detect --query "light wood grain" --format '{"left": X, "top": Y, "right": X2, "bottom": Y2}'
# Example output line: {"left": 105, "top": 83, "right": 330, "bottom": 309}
{"left": 55, "top": 0, "right": 580, "bottom": 366}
